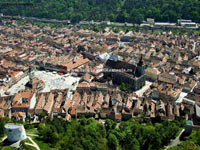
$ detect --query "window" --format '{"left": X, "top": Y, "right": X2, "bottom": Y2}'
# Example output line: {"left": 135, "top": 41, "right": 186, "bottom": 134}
{"left": 22, "top": 98, "right": 28, "bottom": 103}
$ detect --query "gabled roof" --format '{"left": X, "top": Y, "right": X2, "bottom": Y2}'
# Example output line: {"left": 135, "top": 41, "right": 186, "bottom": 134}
{"left": 12, "top": 90, "right": 34, "bottom": 108}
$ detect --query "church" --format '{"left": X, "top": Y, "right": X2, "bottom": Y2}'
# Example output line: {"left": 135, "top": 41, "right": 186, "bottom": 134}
{"left": 104, "top": 56, "right": 146, "bottom": 91}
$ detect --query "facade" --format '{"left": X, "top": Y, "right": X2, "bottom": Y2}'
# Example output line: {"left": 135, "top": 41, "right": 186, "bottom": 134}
{"left": 104, "top": 57, "right": 146, "bottom": 91}
{"left": 5, "top": 124, "right": 26, "bottom": 142}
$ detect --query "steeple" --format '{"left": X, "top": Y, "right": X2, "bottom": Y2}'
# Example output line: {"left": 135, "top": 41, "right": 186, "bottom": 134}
{"left": 138, "top": 55, "right": 144, "bottom": 66}
{"left": 136, "top": 55, "right": 145, "bottom": 77}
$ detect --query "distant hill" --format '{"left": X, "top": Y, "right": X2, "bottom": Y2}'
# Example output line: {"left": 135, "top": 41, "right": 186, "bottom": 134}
{"left": 0, "top": 0, "right": 200, "bottom": 23}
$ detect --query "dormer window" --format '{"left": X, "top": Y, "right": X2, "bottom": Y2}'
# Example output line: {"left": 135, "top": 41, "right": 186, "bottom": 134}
{"left": 21, "top": 97, "right": 28, "bottom": 103}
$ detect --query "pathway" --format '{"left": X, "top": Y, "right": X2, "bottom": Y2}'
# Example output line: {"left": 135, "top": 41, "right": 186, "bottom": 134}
{"left": 27, "top": 133, "right": 39, "bottom": 137}
{"left": 165, "top": 129, "right": 185, "bottom": 149}
{"left": 0, "top": 136, "right": 7, "bottom": 142}
{"left": 25, "top": 136, "right": 40, "bottom": 150}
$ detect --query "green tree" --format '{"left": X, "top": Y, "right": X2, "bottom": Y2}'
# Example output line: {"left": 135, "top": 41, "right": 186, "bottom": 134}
{"left": 71, "top": 13, "right": 83, "bottom": 23}
{"left": 107, "top": 133, "right": 119, "bottom": 150}
{"left": 129, "top": 9, "right": 144, "bottom": 24}
{"left": 0, "top": 118, "right": 5, "bottom": 137}
{"left": 105, "top": 119, "right": 117, "bottom": 132}
{"left": 196, "top": 129, "right": 200, "bottom": 145}
{"left": 120, "top": 82, "right": 126, "bottom": 91}
{"left": 130, "top": 138, "right": 140, "bottom": 150}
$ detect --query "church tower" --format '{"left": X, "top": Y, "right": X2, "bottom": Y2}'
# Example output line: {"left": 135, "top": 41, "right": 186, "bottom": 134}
{"left": 136, "top": 55, "right": 145, "bottom": 77}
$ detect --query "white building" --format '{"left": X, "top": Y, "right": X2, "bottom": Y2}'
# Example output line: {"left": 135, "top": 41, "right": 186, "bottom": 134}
{"left": 177, "top": 19, "right": 198, "bottom": 29}
{"left": 96, "top": 53, "right": 110, "bottom": 62}
{"left": 5, "top": 124, "right": 26, "bottom": 142}
{"left": 177, "top": 19, "right": 192, "bottom": 25}
{"left": 182, "top": 67, "right": 192, "bottom": 74}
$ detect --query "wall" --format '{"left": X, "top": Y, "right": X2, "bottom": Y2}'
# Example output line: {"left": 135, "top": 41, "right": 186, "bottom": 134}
{"left": 29, "top": 93, "right": 36, "bottom": 109}
{"left": 5, "top": 124, "right": 26, "bottom": 142}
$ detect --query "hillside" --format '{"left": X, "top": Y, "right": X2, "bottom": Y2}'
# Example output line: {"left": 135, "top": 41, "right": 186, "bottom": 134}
{"left": 0, "top": 0, "right": 200, "bottom": 23}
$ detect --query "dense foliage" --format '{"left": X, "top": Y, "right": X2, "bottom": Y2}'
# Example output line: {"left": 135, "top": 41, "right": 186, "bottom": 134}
{"left": 0, "top": 117, "right": 11, "bottom": 138}
{"left": 36, "top": 117, "right": 184, "bottom": 150}
{"left": 1, "top": 0, "right": 200, "bottom": 23}
{"left": 169, "top": 129, "right": 200, "bottom": 150}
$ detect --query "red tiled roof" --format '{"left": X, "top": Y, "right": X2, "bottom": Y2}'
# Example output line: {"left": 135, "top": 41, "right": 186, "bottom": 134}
{"left": 12, "top": 90, "right": 34, "bottom": 109}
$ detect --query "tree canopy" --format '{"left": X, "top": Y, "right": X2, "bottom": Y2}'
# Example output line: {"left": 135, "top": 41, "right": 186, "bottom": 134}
{"left": 1, "top": 0, "right": 200, "bottom": 23}
{"left": 35, "top": 117, "right": 184, "bottom": 150}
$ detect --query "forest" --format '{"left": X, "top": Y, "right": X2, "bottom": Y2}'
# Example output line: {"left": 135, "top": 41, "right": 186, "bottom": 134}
{"left": 36, "top": 117, "right": 184, "bottom": 150}
{"left": 0, "top": 0, "right": 200, "bottom": 23}
{"left": 0, "top": 117, "right": 200, "bottom": 150}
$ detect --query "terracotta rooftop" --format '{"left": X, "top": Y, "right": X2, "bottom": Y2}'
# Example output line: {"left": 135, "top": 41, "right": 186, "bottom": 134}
{"left": 53, "top": 93, "right": 63, "bottom": 113}
{"left": 35, "top": 94, "right": 46, "bottom": 113}
{"left": 80, "top": 92, "right": 87, "bottom": 106}
{"left": 63, "top": 98, "right": 71, "bottom": 112}
{"left": 65, "top": 57, "right": 89, "bottom": 72}
{"left": 43, "top": 92, "right": 54, "bottom": 114}
{"left": 87, "top": 92, "right": 95, "bottom": 108}
{"left": 72, "top": 91, "right": 81, "bottom": 107}
{"left": 102, "top": 94, "right": 110, "bottom": 108}
{"left": 12, "top": 90, "right": 34, "bottom": 109}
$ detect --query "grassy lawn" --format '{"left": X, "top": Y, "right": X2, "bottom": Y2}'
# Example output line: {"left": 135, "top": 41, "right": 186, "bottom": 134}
{"left": 23, "top": 138, "right": 32, "bottom": 144}
{"left": 24, "top": 145, "right": 36, "bottom": 150}
{"left": 168, "top": 130, "right": 200, "bottom": 150}
{"left": 25, "top": 128, "right": 56, "bottom": 150}
{"left": 26, "top": 128, "right": 39, "bottom": 135}
{"left": 0, "top": 146, "right": 17, "bottom": 150}
{"left": 175, "top": 128, "right": 184, "bottom": 137}
{"left": 0, "top": 139, "right": 36, "bottom": 150}
{"left": 32, "top": 137, "right": 57, "bottom": 150}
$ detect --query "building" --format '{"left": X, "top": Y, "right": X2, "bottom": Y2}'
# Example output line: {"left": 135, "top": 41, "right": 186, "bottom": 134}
{"left": 180, "top": 22, "right": 198, "bottom": 29}
{"left": 194, "top": 104, "right": 200, "bottom": 122}
{"left": 177, "top": 19, "right": 192, "bottom": 25}
{"left": 154, "top": 22, "right": 176, "bottom": 29}
{"left": 146, "top": 67, "right": 160, "bottom": 81}
{"left": 5, "top": 123, "right": 26, "bottom": 142}
{"left": 158, "top": 72, "right": 177, "bottom": 84}
{"left": 104, "top": 56, "right": 146, "bottom": 91}
{"left": 177, "top": 19, "right": 198, "bottom": 29}
{"left": 185, "top": 120, "right": 193, "bottom": 135}
{"left": 96, "top": 53, "right": 110, "bottom": 62}
{"left": 43, "top": 92, "right": 54, "bottom": 115}
{"left": 12, "top": 90, "right": 36, "bottom": 113}
{"left": 146, "top": 18, "right": 155, "bottom": 25}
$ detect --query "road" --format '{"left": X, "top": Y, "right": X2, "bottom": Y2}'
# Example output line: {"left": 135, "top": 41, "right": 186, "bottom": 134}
{"left": 135, "top": 81, "right": 152, "bottom": 97}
